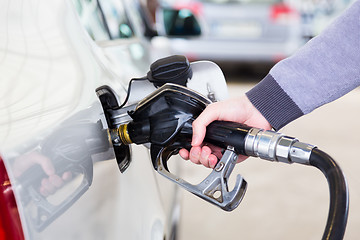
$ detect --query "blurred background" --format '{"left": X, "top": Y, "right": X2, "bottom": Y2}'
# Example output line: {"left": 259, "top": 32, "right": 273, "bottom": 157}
{"left": 140, "top": 0, "right": 359, "bottom": 239}
{"left": 151, "top": 0, "right": 353, "bottom": 67}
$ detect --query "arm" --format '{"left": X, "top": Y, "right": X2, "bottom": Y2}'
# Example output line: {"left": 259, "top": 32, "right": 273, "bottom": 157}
{"left": 247, "top": 0, "right": 360, "bottom": 130}
{"left": 180, "top": 1, "right": 360, "bottom": 167}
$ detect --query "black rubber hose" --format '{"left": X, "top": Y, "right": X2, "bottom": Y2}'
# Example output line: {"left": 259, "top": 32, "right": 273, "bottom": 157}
{"left": 309, "top": 148, "right": 349, "bottom": 240}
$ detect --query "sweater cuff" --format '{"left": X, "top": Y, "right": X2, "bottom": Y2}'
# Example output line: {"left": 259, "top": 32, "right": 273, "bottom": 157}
{"left": 246, "top": 74, "right": 303, "bottom": 130}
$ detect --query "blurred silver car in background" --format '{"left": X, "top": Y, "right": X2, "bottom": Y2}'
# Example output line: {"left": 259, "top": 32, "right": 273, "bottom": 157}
{"left": 157, "top": 0, "right": 305, "bottom": 64}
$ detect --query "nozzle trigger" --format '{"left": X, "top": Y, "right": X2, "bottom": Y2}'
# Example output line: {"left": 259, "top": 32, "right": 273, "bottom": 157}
{"left": 153, "top": 145, "right": 247, "bottom": 211}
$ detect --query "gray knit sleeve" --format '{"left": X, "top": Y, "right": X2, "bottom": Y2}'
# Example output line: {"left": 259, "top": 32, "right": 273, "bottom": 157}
{"left": 246, "top": 1, "right": 360, "bottom": 130}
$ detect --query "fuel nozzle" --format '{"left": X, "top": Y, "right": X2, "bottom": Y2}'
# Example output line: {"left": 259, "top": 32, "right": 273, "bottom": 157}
{"left": 104, "top": 83, "right": 249, "bottom": 211}
{"left": 99, "top": 81, "right": 321, "bottom": 213}
{"left": 97, "top": 57, "right": 348, "bottom": 236}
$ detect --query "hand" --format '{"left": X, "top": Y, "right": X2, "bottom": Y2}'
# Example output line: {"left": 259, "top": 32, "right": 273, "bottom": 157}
{"left": 13, "top": 152, "right": 72, "bottom": 197}
{"left": 179, "top": 95, "right": 272, "bottom": 168}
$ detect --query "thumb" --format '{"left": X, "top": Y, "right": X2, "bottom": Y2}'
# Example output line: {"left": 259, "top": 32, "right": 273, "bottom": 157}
{"left": 191, "top": 123, "right": 206, "bottom": 147}
{"left": 191, "top": 104, "right": 221, "bottom": 146}
{"left": 34, "top": 154, "right": 55, "bottom": 176}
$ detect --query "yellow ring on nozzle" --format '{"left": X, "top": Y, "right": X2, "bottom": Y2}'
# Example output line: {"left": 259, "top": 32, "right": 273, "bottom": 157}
{"left": 118, "top": 124, "right": 132, "bottom": 145}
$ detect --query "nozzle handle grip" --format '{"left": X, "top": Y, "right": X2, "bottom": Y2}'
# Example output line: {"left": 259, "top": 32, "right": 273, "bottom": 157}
{"left": 202, "top": 121, "right": 252, "bottom": 155}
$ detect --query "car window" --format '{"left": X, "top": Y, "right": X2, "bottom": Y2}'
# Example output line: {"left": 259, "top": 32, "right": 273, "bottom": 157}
{"left": 163, "top": 8, "right": 201, "bottom": 36}
{"left": 125, "top": 0, "right": 151, "bottom": 37}
{"left": 72, "top": 0, "right": 110, "bottom": 41}
{"left": 72, "top": 0, "right": 135, "bottom": 41}
{"left": 98, "top": 0, "right": 135, "bottom": 39}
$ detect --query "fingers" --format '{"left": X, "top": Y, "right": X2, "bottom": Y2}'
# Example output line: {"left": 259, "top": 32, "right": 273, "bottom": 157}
{"left": 13, "top": 151, "right": 74, "bottom": 197}
{"left": 189, "top": 146, "right": 200, "bottom": 162}
{"left": 62, "top": 171, "right": 73, "bottom": 181}
{"left": 179, "top": 148, "right": 216, "bottom": 168}
{"left": 180, "top": 146, "right": 216, "bottom": 168}
{"left": 208, "top": 155, "right": 218, "bottom": 169}
{"left": 40, "top": 174, "right": 64, "bottom": 196}
{"left": 179, "top": 149, "right": 190, "bottom": 160}
{"left": 179, "top": 145, "right": 250, "bottom": 169}
{"left": 39, "top": 171, "right": 73, "bottom": 197}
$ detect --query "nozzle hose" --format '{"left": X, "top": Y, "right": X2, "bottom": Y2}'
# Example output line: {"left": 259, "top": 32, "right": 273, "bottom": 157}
{"left": 309, "top": 148, "right": 349, "bottom": 240}
{"left": 244, "top": 128, "right": 349, "bottom": 240}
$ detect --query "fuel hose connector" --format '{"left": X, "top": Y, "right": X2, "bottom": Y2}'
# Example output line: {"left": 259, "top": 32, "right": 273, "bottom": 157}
{"left": 245, "top": 128, "right": 316, "bottom": 165}
{"left": 117, "top": 124, "right": 132, "bottom": 145}
{"left": 112, "top": 121, "right": 151, "bottom": 146}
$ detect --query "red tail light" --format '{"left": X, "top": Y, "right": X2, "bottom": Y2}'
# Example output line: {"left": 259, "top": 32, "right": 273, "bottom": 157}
{"left": 270, "top": 3, "right": 299, "bottom": 23}
{"left": 0, "top": 157, "right": 24, "bottom": 240}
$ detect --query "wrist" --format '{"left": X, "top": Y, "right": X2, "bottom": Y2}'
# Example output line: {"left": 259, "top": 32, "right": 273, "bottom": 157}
{"left": 242, "top": 95, "right": 272, "bottom": 131}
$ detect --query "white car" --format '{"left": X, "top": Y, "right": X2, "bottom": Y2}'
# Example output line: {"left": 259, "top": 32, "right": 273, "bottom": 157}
{"left": 0, "top": 0, "right": 180, "bottom": 239}
{"left": 0, "top": 0, "right": 234, "bottom": 238}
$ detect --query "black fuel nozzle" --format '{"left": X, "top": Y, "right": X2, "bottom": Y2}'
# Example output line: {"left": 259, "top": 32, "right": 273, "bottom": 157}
{"left": 110, "top": 83, "right": 249, "bottom": 211}
{"left": 113, "top": 83, "right": 252, "bottom": 163}
{"left": 119, "top": 119, "right": 252, "bottom": 165}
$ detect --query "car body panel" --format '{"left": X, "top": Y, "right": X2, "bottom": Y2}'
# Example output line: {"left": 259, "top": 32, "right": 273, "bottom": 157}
{"left": 0, "top": 0, "right": 178, "bottom": 239}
